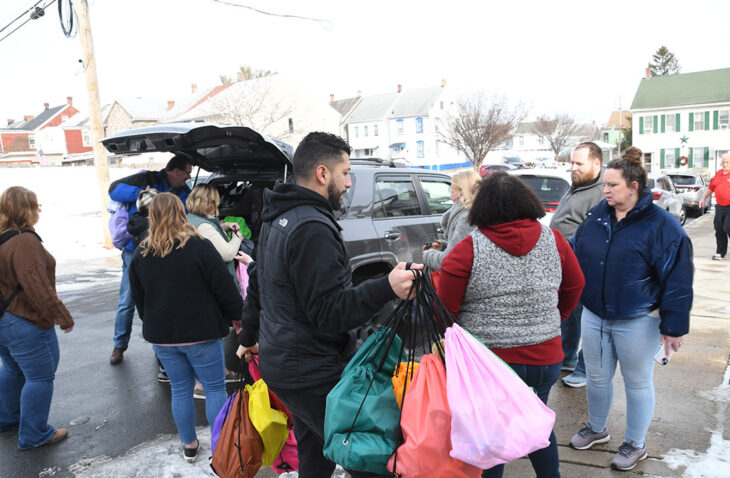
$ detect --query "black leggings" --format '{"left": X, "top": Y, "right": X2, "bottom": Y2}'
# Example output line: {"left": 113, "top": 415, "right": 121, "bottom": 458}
{"left": 714, "top": 205, "right": 730, "bottom": 256}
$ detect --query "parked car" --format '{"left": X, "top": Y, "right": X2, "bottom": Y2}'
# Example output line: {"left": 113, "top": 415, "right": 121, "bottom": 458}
{"left": 479, "top": 163, "right": 515, "bottom": 178}
{"left": 102, "top": 122, "right": 451, "bottom": 340}
{"left": 505, "top": 157, "right": 527, "bottom": 169}
{"left": 665, "top": 172, "right": 709, "bottom": 216}
{"left": 509, "top": 169, "right": 571, "bottom": 226}
{"left": 647, "top": 173, "right": 686, "bottom": 225}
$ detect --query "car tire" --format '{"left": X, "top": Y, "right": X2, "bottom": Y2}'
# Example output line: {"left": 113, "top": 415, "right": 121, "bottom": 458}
{"left": 678, "top": 207, "right": 686, "bottom": 226}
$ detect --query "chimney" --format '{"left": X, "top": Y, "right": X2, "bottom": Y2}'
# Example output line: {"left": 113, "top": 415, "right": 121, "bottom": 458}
{"left": 645, "top": 68, "right": 652, "bottom": 79}
{"left": 397, "top": 84, "right": 402, "bottom": 93}
{"left": 24, "top": 115, "right": 34, "bottom": 122}
{"left": 7, "top": 119, "right": 14, "bottom": 126}
{"left": 330, "top": 94, "right": 335, "bottom": 103}
{"left": 67, "top": 96, "right": 73, "bottom": 106}
{"left": 167, "top": 100, "right": 175, "bottom": 111}
{"left": 43, "top": 102, "right": 49, "bottom": 110}
{"left": 237, "top": 72, "right": 245, "bottom": 82}
{"left": 191, "top": 83, "right": 198, "bottom": 93}
{"left": 441, "top": 78, "right": 447, "bottom": 88}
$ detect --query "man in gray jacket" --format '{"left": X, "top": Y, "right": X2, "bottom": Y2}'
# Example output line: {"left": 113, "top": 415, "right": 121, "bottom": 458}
{"left": 549, "top": 142, "right": 604, "bottom": 387}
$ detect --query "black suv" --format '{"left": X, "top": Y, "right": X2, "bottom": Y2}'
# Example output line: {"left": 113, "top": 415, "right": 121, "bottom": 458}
{"left": 102, "top": 123, "right": 452, "bottom": 301}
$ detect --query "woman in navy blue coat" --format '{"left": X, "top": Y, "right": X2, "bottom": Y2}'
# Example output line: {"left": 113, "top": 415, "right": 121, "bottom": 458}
{"left": 567, "top": 147, "right": 693, "bottom": 471}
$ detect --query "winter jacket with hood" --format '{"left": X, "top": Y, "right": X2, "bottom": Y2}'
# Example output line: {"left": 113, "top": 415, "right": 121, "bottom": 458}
{"left": 570, "top": 189, "right": 693, "bottom": 337}
{"left": 423, "top": 200, "right": 474, "bottom": 271}
{"left": 438, "top": 219, "right": 584, "bottom": 365}
{"left": 240, "top": 182, "right": 397, "bottom": 391}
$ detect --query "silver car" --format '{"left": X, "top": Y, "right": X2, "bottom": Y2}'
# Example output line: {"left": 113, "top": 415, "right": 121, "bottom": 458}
{"left": 665, "top": 172, "right": 709, "bottom": 216}
{"left": 648, "top": 173, "right": 686, "bottom": 225}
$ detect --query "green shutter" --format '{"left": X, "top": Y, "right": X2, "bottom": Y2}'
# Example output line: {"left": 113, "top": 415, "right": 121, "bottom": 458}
{"left": 714, "top": 110, "right": 719, "bottom": 130}
{"left": 660, "top": 149, "right": 665, "bottom": 169}
{"left": 653, "top": 115, "right": 658, "bottom": 133}
{"left": 676, "top": 113, "right": 681, "bottom": 132}
{"left": 704, "top": 147, "right": 710, "bottom": 168}
{"left": 689, "top": 113, "right": 694, "bottom": 131}
{"left": 688, "top": 148, "right": 694, "bottom": 167}
{"left": 675, "top": 148, "right": 681, "bottom": 168}
{"left": 661, "top": 114, "right": 666, "bottom": 133}
{"left": 639, "top": 117, "right": 644, "bottom": 134}
{"left": 705, "top": 111, "right": 710, "bottom": 130}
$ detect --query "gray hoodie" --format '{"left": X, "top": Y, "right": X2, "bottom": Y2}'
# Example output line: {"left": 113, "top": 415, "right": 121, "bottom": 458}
{"left": 423, "top": 201, "right": 474, "bottom": 271}
{"left": 549, "top": 169, "right": 605, "bottom": 240}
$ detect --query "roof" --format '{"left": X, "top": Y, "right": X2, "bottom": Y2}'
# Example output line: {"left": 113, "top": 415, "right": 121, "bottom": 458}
{"left": 388, "top": 86, "right": 444, "bottom": 118}
{"left": 330, "top": 96, "right": 361, "bottom": 117}
{"left": 630, "top": 68, "right": 730, "bottom": 110}
{"left": 605, "top": 110, "right": 632, "bottom": 129}
{"left": 516, "top": 122, "right": 537, "bottom": 134}
{"left": 115, "top": 97, "right": 170, "bottom": 121}
{"left": 18, "top": 104, "right": 66, "bottom": 130}
{"left": 515, "top": 121, "right": 596, "bottom": 138}
{"left": 349, "top": 92, "right": 399, "bottom": 122}
{"left": 163, "top": 85, "right": 232, "bottom": 121}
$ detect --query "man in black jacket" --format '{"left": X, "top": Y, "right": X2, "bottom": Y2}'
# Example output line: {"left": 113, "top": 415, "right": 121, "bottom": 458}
{"left": 237, "top": 132, "right": 419, "bottom": 478}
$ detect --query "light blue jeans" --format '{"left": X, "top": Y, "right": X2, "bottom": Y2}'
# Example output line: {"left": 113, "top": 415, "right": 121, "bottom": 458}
{"left": 153, "top": 340, "right": 227, "bottom": 444}
{"left": 0, "top": 311, "right": 60, "bottom": 449}
{"left": 113, "top": 248, "right": 136, "bottom": 348}
{"left": 582, "top": 307, "right": 660, "bottom": 448}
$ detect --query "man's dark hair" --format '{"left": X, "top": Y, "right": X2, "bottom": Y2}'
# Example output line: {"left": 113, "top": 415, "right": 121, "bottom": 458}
{"left": 165, "top": 155, "right": 191, "bottom": 172}
{"left": 469, "top": 171, "right": 545, "bottom": 227}
{"left": 292, "top": 132, "right": 351, "bottom": 182}
{"left": 575, "top": 142, "right": 603, "bottom": 163}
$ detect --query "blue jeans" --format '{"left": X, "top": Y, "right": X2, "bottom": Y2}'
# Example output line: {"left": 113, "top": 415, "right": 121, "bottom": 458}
{"left": 561, "top": 302, "right": 583, "bottom": 367}
{"left": 482, "top": 361, "right": 562, "bottom": 478}
{"left": 113, "top": 248, "right": 136, "bottom": 348}
{"left": 153, "top": 340, "right": 227, "bottom": 444}
{"left": 0, "top": 311, "right": 60, "bottom": 449}
{"left": 582, "top": 307, "right": 660, "bottom": 448}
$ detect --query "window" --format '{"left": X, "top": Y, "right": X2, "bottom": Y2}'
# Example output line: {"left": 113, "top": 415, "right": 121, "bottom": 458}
{"left": 396, "top": 119, "right": 404, "bottom": 136}
{"left": 373, "top": 178, "right": 422, "bottom": 218}
{"left": 420, "top": 178, "right": 452, "bottom": 214}
{"left": 693, "top": 111, "right": 704, "bottom": 130}
{"left": 644, "top": 116, "right": 654, "bottom": 134}
{"left": 82, "top": 129, "right": 92, "bottom": 147}
{"left": 28, "top": 135, "right": 35, "bottom": 149}
{"left": 519, "top": 135, "right": 524, "bottom": 146}
{"left": 693, "top": 147, "right": 704, "bottom": 167}
{"left": 288, "top": 118, "right": 294, "bottom": 134}
{"left": 666, "top": 114, "right": 676, "bottom": 132}
{"left": 435, "top": 139, "right": 440, "bottom": 157}
{"left": 440, "top": 101, "right": 444, "bottom": 110}
{"left": 720, "top": 110, "right": 729, "bottom": 129}
{"left": 664, "top": 149, "right": 675, "bottom": 165}
{"left": 417, "top": 140, "right": 425, "bottom": 158}
{"left": 657, "top": 176, "right": 673, "bottom": 192}
{"left": 374, "top": 124, "right": 379, "bottom": 136}
{"left": 354, "top": 126, "right": 359, "bottom": 138}
{"left": 434, "top": 117, "right": 440, "bottom": 132}
{"left": 537, "top": 136, "right": 544, "bottom": 145}
{"left": 61, "top": 115, "right": 69, "bottom": 123}
{"left": 415, "top": 117, "right": 423, "bottom": 133}
{"left": 603, "top": 132, "right": 609, "bottom": 142}
{"left": 364, "top": 126, "right": 369, "bottom": 137}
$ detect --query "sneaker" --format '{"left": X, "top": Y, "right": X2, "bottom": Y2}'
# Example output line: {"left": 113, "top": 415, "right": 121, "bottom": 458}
{"left": 610, "top": 441, "right": 647, "bottom": 471}
{"left": 570, "top": 423, "right": 610, "bottom": 450}
{"left": 562, "top": 370, "right": 587, "bottom": 388}
{"left": 157, "top": 370, "right": 170, "bottom": 383}
{"left": 109, "top": 346, "right": 127, "bottom": 365}
{"left": 193, "top": 385, "right": 205, "bottom": 400}
{"left": 712, "top": 254, "right": 725, "bottom": 260}
{"left": 224, "top": 371, "right": 242, "bottom": 383}
{"left": 183, "top": 439, "right": 199, "bottom": 463}
{"left": 43, "top": 428, "right": 68, "bottom": 447}
{"left": 561, "top": 361, "right": 576, "bottom": 372}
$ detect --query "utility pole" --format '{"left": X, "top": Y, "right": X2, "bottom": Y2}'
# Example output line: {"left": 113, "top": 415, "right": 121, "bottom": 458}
{"left": 75, "top": 0, "right": 112, "bottom": 249}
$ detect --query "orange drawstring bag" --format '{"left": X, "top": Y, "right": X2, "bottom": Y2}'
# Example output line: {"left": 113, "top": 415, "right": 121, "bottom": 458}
{"left": 391, "top": 362, "right": 419, "bottom": 409}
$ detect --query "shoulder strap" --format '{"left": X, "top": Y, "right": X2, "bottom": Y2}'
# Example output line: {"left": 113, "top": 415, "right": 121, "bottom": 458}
{"left": 0, "top": 228, "right": 41, "bottom": 246}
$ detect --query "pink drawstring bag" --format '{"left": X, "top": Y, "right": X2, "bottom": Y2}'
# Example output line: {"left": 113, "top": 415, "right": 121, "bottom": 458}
{"left": 444, "top": 324, "right": 556, "bottom": 469}
{"left": 236, "top": 262, "right": 249, "bottom": 302}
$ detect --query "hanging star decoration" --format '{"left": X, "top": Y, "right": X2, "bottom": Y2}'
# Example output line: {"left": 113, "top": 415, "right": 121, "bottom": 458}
{"left": 680, "top": 136, "right": 689, "bottom": 144}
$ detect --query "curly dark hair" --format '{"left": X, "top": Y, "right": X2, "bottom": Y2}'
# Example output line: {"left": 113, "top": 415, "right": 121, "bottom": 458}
{"left": 469, "top": 171, "right": 545, "bottom": 227}
{"left": 606, "top": 146, "right": 647, "bottom": 190}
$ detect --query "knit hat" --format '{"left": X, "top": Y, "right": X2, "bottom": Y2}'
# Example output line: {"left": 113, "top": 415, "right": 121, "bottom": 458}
{"left": 136, "top": 189, "right": 158, "bottom": 216}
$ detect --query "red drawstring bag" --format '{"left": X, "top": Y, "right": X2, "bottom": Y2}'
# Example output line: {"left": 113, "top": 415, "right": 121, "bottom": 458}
{"left": 387, "top": 354, "right": 481, "bottom": 478}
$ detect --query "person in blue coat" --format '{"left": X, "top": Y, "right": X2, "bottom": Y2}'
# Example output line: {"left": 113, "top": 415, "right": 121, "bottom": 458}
{"left": 108, "top": 156, "right": 192, "bottom": 366}
{"left": 567, "top": 147, "right": 693, "bottom": 472}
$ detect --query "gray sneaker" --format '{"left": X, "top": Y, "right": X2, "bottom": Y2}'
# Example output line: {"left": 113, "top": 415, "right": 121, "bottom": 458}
{"left": 570, "top": 424, "right": 610, "bottom": 450}
{"left": 610, "top": 441, "right": 647, "bottom": 471}
{"left": 562, "top": 370, "right": 587, "bottom": 388}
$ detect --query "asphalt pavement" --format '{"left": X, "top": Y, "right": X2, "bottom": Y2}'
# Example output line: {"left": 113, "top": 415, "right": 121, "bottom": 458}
{"left": 0, "top": 212, "right": 727, "bottom": 478}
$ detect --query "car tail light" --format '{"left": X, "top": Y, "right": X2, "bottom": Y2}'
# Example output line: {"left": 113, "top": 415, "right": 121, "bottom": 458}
{"left": 652, "top": 191, "right": 663, "bottom": 200}
{"left": 545, "top": 202, "right": 559, "bottom": 212}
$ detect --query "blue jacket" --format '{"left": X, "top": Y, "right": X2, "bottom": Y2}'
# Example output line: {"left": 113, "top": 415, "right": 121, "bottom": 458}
{"left": 108, "top": 169, "right": 190, "bottom": 251}
{"left": 571, "top": 189, "right": 693, "bottom": 337}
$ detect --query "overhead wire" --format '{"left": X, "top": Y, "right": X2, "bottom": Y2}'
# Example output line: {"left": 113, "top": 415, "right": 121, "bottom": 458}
{"left": 0, "top": 0, "right": 57, "bottom": 44}
{"left": 0, "top": 0, "right": 45, "bottom": 35}
{"left": 209, "top": 0, "right": 333, "bottom": 29}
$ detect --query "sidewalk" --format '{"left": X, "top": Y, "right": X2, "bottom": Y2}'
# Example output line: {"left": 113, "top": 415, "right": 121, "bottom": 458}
{"left": 502, "top": 213, "right": 730, "bottom": 477}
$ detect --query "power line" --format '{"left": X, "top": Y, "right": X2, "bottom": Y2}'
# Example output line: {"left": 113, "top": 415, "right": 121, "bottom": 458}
{"left": 0, "top": 0, "right": 45, "bottom": 35}
{"left": 210, "top": 0, "right": 333, "bottom": 29}
{"left": 0, "top": 0, "right": 57, "bottom": 44}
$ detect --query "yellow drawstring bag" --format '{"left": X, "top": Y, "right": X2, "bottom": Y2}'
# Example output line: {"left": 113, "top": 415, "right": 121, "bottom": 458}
{"left": 392, "top": 362, "right": 419, "bottom": 409}
{"left": 246, "top": 379, "right": 289, "bottom": 466}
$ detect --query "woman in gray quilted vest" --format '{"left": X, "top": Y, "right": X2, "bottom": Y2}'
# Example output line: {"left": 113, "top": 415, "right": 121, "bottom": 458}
{"left": 437, "top": 171, "right": 585, "bottom": 478}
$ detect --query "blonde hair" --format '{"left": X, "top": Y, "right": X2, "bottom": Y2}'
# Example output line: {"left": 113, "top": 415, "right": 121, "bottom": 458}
{"left": 0, "top": 186, "right": 40, "bottom": 233}
{"left": 142, "top": 193, "right": 199, "bottom": 257}
{"left": 451, "top": 171, "right": 481, "bottom": 209}
{"left": 186, "top": 183, "right": 220, "bottom": 217}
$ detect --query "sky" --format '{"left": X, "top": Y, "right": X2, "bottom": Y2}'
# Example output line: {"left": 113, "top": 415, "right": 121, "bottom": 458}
{"left": 1, "top": 0, "right": 729, "bottom": 127}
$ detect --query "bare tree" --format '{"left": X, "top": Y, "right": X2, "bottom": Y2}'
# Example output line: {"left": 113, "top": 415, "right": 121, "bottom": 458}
{"left": 531, "top": 114, "right": 581, "bottom": 160}
{"left": 439, "top": 94, "right": 527, "bottom": 170}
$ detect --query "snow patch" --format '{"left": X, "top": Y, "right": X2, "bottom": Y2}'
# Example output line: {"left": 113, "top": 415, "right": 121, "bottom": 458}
{"left": 663, "top": 363, "right": 730, "bottom": 477}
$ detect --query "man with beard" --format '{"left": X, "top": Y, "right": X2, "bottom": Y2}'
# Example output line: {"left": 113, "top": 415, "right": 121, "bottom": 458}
{"left": 549, "top": 142, "right": 605, "bottom": 388}
{"left": 236, "top": 132, "right": 419, "bottom": 478}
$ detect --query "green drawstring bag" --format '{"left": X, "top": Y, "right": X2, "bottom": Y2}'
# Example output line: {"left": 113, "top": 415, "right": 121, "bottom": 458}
{"left": 324, "top": 328, "right": 403, "bottom": 474}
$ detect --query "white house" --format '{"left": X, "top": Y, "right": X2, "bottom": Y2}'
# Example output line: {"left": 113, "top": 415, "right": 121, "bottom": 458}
{"left": 630, "top": 67, "right": 730, "bottom": 173}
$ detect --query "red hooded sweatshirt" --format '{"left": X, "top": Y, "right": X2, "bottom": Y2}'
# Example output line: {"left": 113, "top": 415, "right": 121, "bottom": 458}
{"left": 438, "top": 219, "right": 584, "bottom": 365}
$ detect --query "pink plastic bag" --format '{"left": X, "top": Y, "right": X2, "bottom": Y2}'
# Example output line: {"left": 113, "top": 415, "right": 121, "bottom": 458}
{"left": 236, "top": 262, "right": 249, "bottom": 302}
{"left": 445, "top": 324, "right": 556, "bottom": 469}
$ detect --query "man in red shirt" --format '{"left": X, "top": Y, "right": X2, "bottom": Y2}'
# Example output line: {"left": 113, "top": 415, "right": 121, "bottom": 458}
{"left": 699, "top": 153, "right": 730, "bottom": 260}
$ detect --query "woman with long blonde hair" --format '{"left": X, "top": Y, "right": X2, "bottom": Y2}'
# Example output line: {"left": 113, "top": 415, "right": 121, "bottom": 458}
{"left": 128, "top": 193, "right": 243, "bottom": 463}
{"left": 423, "top": 170, "right": 481, "bottom": 271}
{"left": 0, "top": 186, "right": 74, "bottom": 450}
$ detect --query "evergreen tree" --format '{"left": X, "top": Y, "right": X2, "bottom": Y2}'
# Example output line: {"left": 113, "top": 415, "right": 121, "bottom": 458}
{"left": 648, "top": 46, "right": 681, "bottom": 76}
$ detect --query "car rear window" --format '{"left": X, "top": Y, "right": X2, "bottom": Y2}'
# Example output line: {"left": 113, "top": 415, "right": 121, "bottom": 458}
{"left": 647, "top": 179, "right": 655, "bottom": 188}
{"left": 668, "top": 175, "right": 696, "bottom": 186}
{"left": 517, "top": 176, "right": 569, "bottom": 207}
